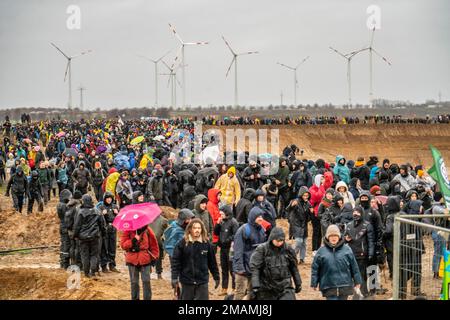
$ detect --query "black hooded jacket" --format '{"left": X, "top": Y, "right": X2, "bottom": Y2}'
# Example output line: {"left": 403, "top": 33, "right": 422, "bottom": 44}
{"left": 73, "top": 195, "right": 106, "bottom": 240}
{"left": 235, "top": 188, "right": 256, "bottom": 225}
{"left": 287, "top": 186, "right": 312, "bottom": 239}
{"left": 56, "top": 189, "right": 72, "bottom": 231}
{"left": 6, "top": 167, "right": 28, "bottom": 194}
{"left": 98, "top": 191, "right": 119, "bottom": 225}
{"left": 249, "top": 227, "right": 302, "bottom": 298}
{"left": 213, "top": 206, "right": 239, "bottom": 248}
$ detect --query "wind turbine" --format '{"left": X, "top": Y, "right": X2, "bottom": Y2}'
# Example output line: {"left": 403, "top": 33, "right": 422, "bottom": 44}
{"left": 168, "top": 23, "right": 208, "bottom": 108}
{"left": 161, "top": 59, "right": 182, "bottom": 108}
{"left": 222, "top": 36, "right": 259, "bottom": 107}
{"left": 50, "top": 43, "right": 92, "bottom": 109}
{"left": 349, "top": 27, "right": 392, "bottom": 108}
{"left": 77, "top": 85, "right": 86, "bottom": 110}
{"left": 277, "top": 56, "right": 309, "bottom": 106}
{"left": 329, "top": 46, "right": 367, "bottom": 108}
{"left": 137, "top": 50, "right": 171, "bottom": 107}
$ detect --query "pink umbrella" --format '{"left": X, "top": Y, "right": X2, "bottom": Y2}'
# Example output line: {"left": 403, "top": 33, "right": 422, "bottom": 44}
{"left": 56, "top": 131, "right": 66, "bottom": 138}
{"left": 375, "top": 195, "right": 388, "bottom": 205}
{"left": 113, "top": 202, "right": 161, "bottom": 231}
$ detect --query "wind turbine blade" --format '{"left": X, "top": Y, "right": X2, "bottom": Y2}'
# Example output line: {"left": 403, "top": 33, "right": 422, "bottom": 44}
{"left": 221, "top": 36, "right": 236, "bottom": 56}
{"left": 296, "top": 56, "right": 310, "bottom": 68}
{"left": 277, "top": 62, "right": 294, "bottom": 70}
{"left": 157, "top": 50, "right": 172, "bottom": 62}
{"left": 372, "top": 49, "right": 392, "bottom": 66}
{"left": 184, "top": 42, "right": 209, "bottom": 45}
{"left": 50, "top": 42, "right": 69, "bottom": 59}
{"left": 329, "top": 46, "right": 347, "bottom": 59}
{"left": 347, "top": 47, "right": 369, "bottom": 57}
{"left": 168, "top": 23, "right": 183, "bottom": 44}
{"left": 64, "top": 61, "right": 70, "bottom": 82}
{"left": 225, "top": 57, "right": 235, "bottom": 78}
{"left": 238, "top": 51, "right": 259, "bottom": 55}
{"left": 71, "top": 50, "right": 93, "bottom": 59}
{"left": 161, "top": 59, "right": 171, "bottom": 71}
{"left": 137, "top": 54, "right": 156, "bottom": 63}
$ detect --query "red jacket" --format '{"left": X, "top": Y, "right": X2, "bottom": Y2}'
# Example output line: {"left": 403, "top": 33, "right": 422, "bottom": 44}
{"left": 309, "top": 184, "right": 325, "bottom": 217}
{"left": 207, "top": 188, "right": 221, "bottom": 243}
{"left": 323, "top": 171, "right": 334, "bottom": 191}
{"left": 120, "top": 227, "right": 159, "bottom": 267}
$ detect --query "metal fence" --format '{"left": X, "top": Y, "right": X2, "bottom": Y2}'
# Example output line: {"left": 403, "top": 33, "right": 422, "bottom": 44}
{"left": 393, "top": 214, "right": 450, "bottom": 300}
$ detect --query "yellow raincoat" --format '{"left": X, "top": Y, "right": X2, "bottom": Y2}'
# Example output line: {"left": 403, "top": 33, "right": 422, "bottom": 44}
{"left": 105, "top": 172, "right": 120, "bottom": 197}
{"left": 214, "top": 166, "right": 241, "bottom": 206}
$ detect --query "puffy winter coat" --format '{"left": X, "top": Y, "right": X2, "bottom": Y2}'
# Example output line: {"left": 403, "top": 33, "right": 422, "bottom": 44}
{"left": 120, "top": 226, "right": 159, "bottom": 267}
{"left": 335, "top": 181, "right": 355, "bottom": 207}
{"left": 6, "top": 168, "right": 28, "bottom": 194}
{"left": 309, "top": 174, "right": 326, "bottom": 217}
{"left": 344, "top": 219, "right": 375, "bottom": 259}
{"left": 333, "top": 155, "right": 350, "bottom": 184}
{"left": 287, "top": 186, "right": 312, "bottom": 239}
{"left": 56, "top": 189, "right": 72, "bottom": 231}
{"left": 311, "top": 238, "right": 362, "bottom": 297}
{"left": 206, "top": 188, "right": 221, "bottom": 243}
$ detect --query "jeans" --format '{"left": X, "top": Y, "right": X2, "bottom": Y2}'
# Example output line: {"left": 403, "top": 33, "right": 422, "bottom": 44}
{"left": 431, "top": 231, "right": 445, "bottom": 273}
{"left": 326, "top": 295, "right": 349, "bottom": 300}
{"left": 128, "top": 264, "right": 151, "bottom": 300}
{"left": 294, "top": 237, "right": 307, "bottom": 260}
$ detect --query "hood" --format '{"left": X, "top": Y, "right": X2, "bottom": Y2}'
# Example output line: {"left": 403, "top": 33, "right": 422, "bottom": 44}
{"left": 335, "top": 181, "right": 348, "bottom": 192}
{"left": 359, "top": 191, "right": 371, "bottom": 200}
{"left": 347, "top": 160, "right": 355, "bottom": 169}
{"left": 219, "top": 205, "right": 233, "bottom": 219}
{"left": 342, "top": 203, "right": 353, "bottom": 215}
{"left": 207, "top": 188, "right": 221, "bottom": 204}
{"left": 184, "top": 185, "right": 197, "bottom": 198}
{"left": 227, "top": 166, "right": 236, "bottom": 176}
{"left": 379, "top": 171, "right": 389, "bottom": 183}
{"left": 254, "top": 189, "right": 266, "bottom": 200}
{"left": 248, "top": 206, "right": 265, "bottom": 226}
{"left": 335, "top": 155, "right": 346, "bottom": 166}
{"left": 108, "top": 167, "right": 118, "bottom": 174}
{"left": 349, "top": 177, "right": 358, "bottom": 188}
{"left": 78, "top": 161, "right": 86, "bottom": 168}
{"left": 177, "top": 208, "right": 195, "bottom": 226}
{"left": 298, "top": 186, "right": 311, "bottom": 199}
{"left": 386, "top": 196, "right": 401, "bottom": 213}
{"left": 194, "top": 194, "right": 208, "bottom": 212}
{"left": 316, "top": 159, "right": 325, "bottom": 169}
{"left": 405, "top": 189, "right": 419, "bottom": 201}
{"left": 59, "top": 189, "right": 72, "bottom": 204}
{"left": 314, "top": 174, "right": 323, "bottom": 187}
{"left": 103, "top": 191, "right": 114, "bottom": 203}
{"left": 16, "top": 167, "right": 23, "bottom": 175}
{"left": 307, "top": 160, "right": 315, "bottom": 169}
{"left": 243, "top": 188, "right": 256, "bottom": 201}
{"left": 406, "top": 200, "right": 423, "bottom": 214}
{"left": 268, "top": 227, "right": 285, "bottom": 242}
{"left": 81, "top": 194, "right": 94, "bottom": 208}
{"left": 332, "top": 193, "right": 344, "bottom": 206}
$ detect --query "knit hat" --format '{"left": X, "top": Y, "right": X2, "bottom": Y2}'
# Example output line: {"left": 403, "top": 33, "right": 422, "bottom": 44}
{"left": 325, "top": 225, "right": 341, "bottom": 239}
{"left": 370, "top": 185, "right": 381, "bottom": 196}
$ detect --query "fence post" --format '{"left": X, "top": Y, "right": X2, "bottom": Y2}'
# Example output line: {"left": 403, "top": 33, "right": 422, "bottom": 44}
{"left": 393, "top": 216, "right": 401, "bottom": 300}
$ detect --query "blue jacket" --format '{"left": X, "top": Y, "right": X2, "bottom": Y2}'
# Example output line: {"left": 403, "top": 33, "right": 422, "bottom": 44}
{"left": 311, "top": 238, "right": 362, "bottom": 294}
{"left": 369, "top": 166, "right": 379, "bottom": 181}
{"left": 163, "top": 220, "right": 185, "bottom": 257}
{"left": 232, "top": 206, "right": 267, "bottom": 276}
{"left": 333, "top": 155, "right": 350, "bottom": 184}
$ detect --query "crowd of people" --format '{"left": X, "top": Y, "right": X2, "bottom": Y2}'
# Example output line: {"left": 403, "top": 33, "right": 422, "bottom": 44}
{"left": 1, "top": 116, "right": 449, "bottom": 301}
{"left": 200, "top": 114, "right": 450, "bottom": 126}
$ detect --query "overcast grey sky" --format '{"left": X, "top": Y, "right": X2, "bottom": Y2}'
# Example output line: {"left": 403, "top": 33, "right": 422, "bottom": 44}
{"left": 0, "top": 0, "right": 449, "bottom": 109}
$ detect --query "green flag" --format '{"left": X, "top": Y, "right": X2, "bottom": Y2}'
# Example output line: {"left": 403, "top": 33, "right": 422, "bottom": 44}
{"left": 428, "top": 145, "right": 450, "bottom": 208}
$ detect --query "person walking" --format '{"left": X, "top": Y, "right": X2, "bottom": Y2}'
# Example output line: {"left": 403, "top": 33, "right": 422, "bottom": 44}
{"left": 311, "top": 224, "right": 362, "bottom": 300}
{"left": 171, "top": 218, "right": 220, "bottom": 300}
